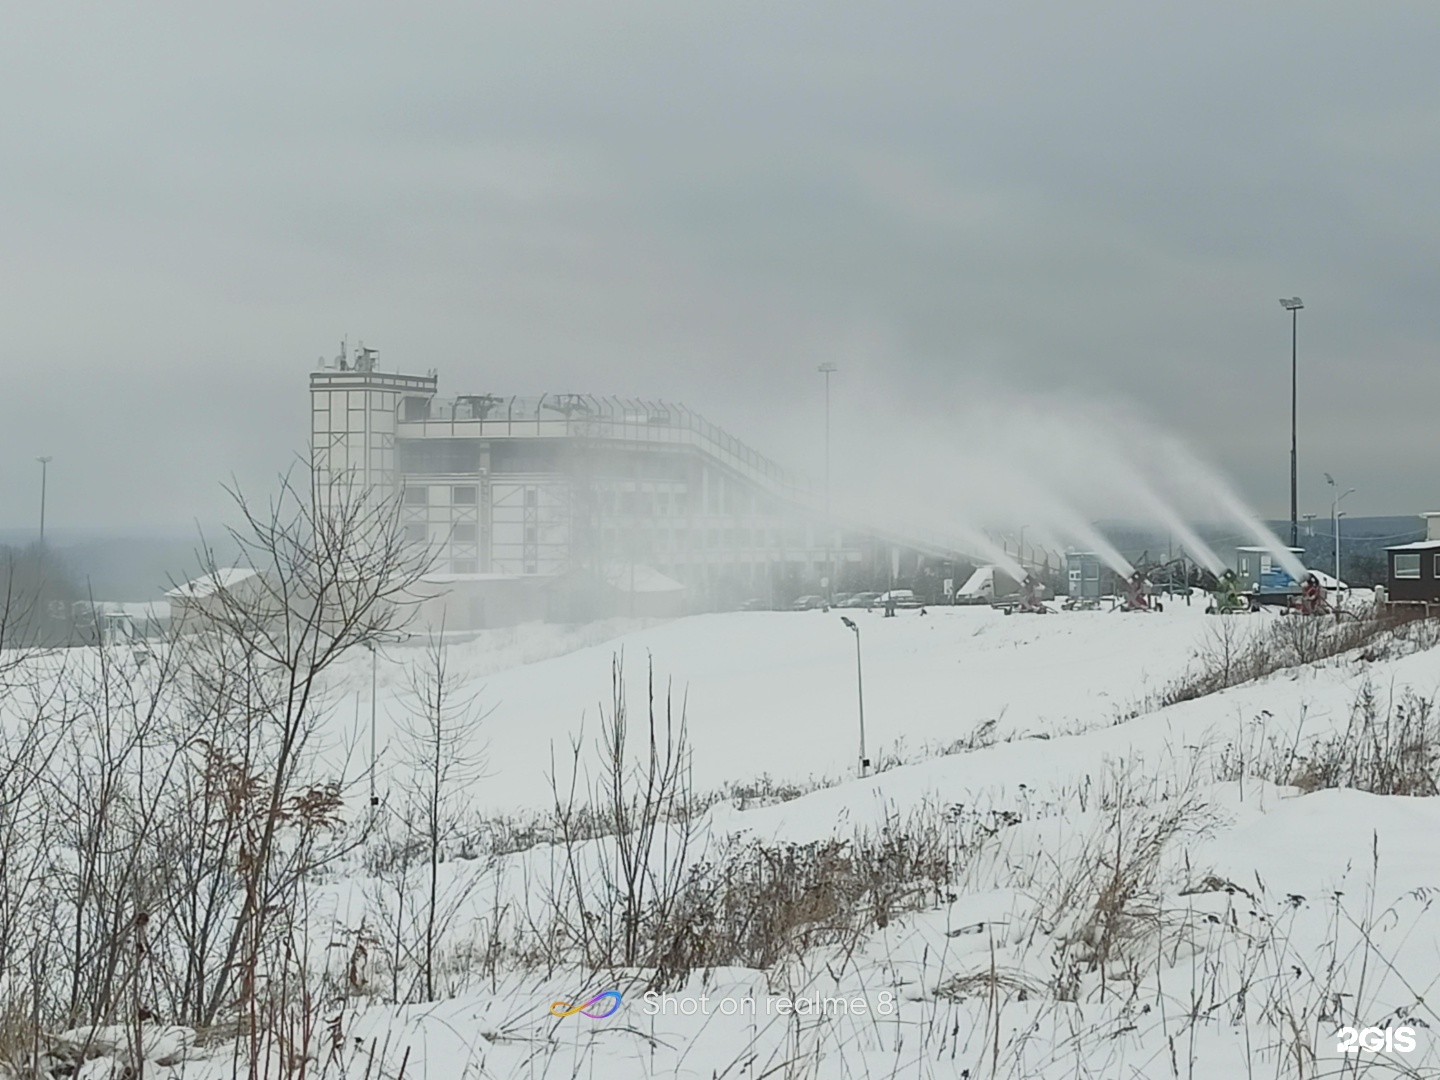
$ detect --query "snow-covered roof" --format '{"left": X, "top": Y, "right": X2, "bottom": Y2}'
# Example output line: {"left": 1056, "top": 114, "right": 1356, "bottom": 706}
{"left": 603, "top": 564, "right": 685, "bottom": 594}
{"left": 165, "top": 567, "right": 260, "bottom": 598}
{"left": 1385, "top": 540, "right": 1440, "bottom": 551}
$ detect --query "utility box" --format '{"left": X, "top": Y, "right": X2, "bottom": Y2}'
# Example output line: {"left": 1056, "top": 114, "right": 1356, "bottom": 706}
{"left": 1066, "top": 551, "right": 1103, "bottom": 601}
{"left": 1235, "top": 546, "right": 1305, "bottom": 599}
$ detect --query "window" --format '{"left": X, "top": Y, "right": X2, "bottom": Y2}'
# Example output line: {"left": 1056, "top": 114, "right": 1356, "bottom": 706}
{"left": 453, "top": 523, "right": 477, "bottom": 543}
{"left": 621, "top": 491, "right": 636, "bottom": 515}
{"left": 403, "top": 523, "right": 427, "bottom": 545}
{"left": 1395, "top": 553, "right": 1421, "bottom": 579}
{"left": 453, "top": 485, "right": 477, "bottom": 505}
{"left": 397, "top": 438, "right": 480, "bottom": 473}
{"left": 403, "top": 486, "right": 428, "bottom": 507}
{"left": 452, "top": 559, "right": 477, "bottom": 574}
{"left": 1434, "top": 553, "right": 1440, "bottom": 578}
{"left": 524, "top": 486, "right": 538, "bottom": 507}
{"left": 525, "top": 525, "right": 537, "bottom": 544}
{"left": 492, "top": 442, "right": 559, "bottom": 474}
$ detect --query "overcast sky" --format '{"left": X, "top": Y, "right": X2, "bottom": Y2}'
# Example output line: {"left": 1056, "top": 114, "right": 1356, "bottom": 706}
{"left": 2, "top": 1, "right": 1437, "bottom": 534}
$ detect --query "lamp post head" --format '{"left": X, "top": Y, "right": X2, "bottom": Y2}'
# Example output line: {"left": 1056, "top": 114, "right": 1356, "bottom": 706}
{"left": 1280, "top": 297, "right": 1304, "bottom": 311}
{"left": 841, "top": 616, "right": 857, "bottom": 632}
{"left": 818, "top": 362, "right": 837, "bottom": 375}
{"left": 1324, "top": 472, "right": 1335, "bottom": 487}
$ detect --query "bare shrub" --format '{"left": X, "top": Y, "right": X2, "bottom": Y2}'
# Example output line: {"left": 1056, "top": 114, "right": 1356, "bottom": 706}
{"left": 1158, "top": 606, "right": 1433, "bottom": 709}
{"left": 650, "top": 810, "right": 954, "bottom": 982}
{"left": 1224, "top": 684, "right": 1440, "bottom": 797}
{"left": 717, "top": 773, "right": 832, "bottom": 810}
{"left": 366, "top": 629, "right": 490, "bottom": 1004}
{"left": 1045, "top": 778, "right": 1213, "bottom": 997}
{"left": 547, "top": 655, "right": 698, "bottom": 977}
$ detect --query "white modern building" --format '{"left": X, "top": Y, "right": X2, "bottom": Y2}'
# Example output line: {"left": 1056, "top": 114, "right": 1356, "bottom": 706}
{"left": 310, "top": 346, "right": 883, "bottom": 624}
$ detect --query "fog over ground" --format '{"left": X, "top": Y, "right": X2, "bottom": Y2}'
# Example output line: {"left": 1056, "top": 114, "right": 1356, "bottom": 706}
{"left": 2, "top": 2, "right": 1437, "bottom": 533}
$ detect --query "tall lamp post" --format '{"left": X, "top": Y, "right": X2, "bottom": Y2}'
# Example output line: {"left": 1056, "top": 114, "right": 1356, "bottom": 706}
{"left": 36, "top": 456, "right": 53, "bottom": 546}
{"left": 819, "top": 363, "right": 837, "bottom": 601}
{"left": 1280, "top": 297, "right": 1304, "bottom": 547}
{"left": 840, "top": 616, "right": 868, "bottom": 777}
{"left": 1325, "top": 473, "right": 1354, "bottom": 599}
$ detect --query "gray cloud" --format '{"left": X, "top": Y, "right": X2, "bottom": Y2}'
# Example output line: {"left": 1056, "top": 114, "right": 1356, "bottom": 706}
{"left": 2, "top": 1, "right": 1438, "bottom": 532}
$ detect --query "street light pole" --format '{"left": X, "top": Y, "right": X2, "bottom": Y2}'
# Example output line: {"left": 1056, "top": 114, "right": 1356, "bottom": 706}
{"left": 1325, "top": 473, "right": 1354, "bottom": 602}
{"left": 840, "top": 617, "right": 868, "bottom": 776}
{"left": 36, "top": 456, "right": 52, "bottom": 546}
{"left": 819, "top": 363, "right": 837, "bottom": 602}
{"left": 1280, "top": 298, "right": 1304, "bottom": 547}
{"left": 1331, "top": 501, "right": 1338, "bottom": 591}
{"left": 818, "top": 363, "right": 836, "bottom": 518}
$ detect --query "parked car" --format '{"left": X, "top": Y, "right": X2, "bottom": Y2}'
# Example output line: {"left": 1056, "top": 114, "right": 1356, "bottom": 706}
{"left": 738, "top": 597, "right": 769, "bottom": 611}
{"left": 876, "top": 589, "right": 923, "bottom": 609}
{"left": 791, "top": 595, "right": 827, "bottom": 611}
{"left": 831, "top": 592, "right": 855, "bottom": 607}
{"left": 839, "top": 592, "right": 880, "bottom": 608}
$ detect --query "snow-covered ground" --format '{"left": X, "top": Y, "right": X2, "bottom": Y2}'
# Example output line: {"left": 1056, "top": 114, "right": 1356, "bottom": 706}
{"left": 336, "top": 600, "right": 1245, "bottom": 813}
{"left": 244, "top": 597, "right": 1438, "bottom": 1080}
{"left": 22, "top": 598, "right": 1440, "bottom": 1078}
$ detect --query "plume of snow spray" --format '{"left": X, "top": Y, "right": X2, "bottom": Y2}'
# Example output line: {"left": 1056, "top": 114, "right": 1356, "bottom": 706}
{"left": 1127, "top": 478, "right": 1227, "bottom": 575}
{"left": 1155, "top": 436, "right": 1307, "bottom": 580}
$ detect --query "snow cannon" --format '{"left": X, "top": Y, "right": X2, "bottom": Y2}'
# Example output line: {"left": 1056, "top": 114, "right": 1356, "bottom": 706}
{"left": 1289, "top": 572, "right": 1334, "bottom": 617}
{"left": 1119, "top": 569, "right": 1163, "bottom": 613}
{"left": 1206, "top": 569, "right": 1253, "bottom": 615}
{"left": 998, "top": 573, "right": 1053, "bottom": 615}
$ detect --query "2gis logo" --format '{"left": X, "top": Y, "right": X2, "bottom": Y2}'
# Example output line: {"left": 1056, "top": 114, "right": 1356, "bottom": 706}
{"left": 1336, "top": 1026, "right": 1418, "bottom": 1055}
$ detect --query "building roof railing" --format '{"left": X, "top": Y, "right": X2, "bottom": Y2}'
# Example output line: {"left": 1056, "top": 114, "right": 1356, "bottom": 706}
{"left": 400, "top": 393, "right": 817, "bottom": 505}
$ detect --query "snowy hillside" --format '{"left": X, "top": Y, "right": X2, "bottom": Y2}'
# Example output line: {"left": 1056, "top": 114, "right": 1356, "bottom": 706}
{"left": 9, "top": 599, "right": 1440, "bottom": 1079}
{"left": 293, "top": 599, "right": 1440, "bottom": 1079}
{"left": 332, "top": 601, "right": 1247, "bottom": 813}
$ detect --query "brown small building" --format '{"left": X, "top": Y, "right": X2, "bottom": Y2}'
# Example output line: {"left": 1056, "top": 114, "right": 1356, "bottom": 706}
{"left": 1385, "top": 538, "right": 1440, "bottom": 604}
